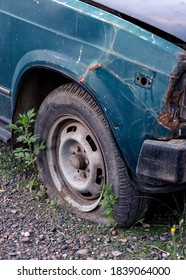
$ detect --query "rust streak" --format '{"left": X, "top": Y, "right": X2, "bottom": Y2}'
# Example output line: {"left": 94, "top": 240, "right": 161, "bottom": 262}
{"left": 80, "top": 75, "right": 86, "bottom": 83}
{"left": 89, "top": 63, "right": 103, "bottom": 72}
{"left": 80, "top": 63, "right": 103, "bottom": 84}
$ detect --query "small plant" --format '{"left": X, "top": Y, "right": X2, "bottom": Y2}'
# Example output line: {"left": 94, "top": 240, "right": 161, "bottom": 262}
{"left": 50, "top": 198, "right": 58, "bottom": 209}
{"left": 169, "top": 201, "right": 186, "bottom": 259}
{"left": 8, "top": 108, "right": 45, "bottom": 193}
{"left": 170, "top": 226, "right": 177, "bottom": 259}
{"left": 99, "top": 184, "right": 117, "bottom": 227}
{"left": 8, "top": 108, "right": 45, "bottom": 173}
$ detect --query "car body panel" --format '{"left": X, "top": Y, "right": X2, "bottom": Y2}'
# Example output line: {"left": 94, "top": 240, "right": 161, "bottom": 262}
{"left": 0, "top": 0, "right": 185, "bottom": 187}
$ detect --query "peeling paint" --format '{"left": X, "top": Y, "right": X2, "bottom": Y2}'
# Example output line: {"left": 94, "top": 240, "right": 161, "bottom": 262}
{"left": 158, "top": 52, "right": 186, "bottom": 131}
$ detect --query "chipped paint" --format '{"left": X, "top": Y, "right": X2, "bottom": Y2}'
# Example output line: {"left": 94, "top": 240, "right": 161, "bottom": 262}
{"left": 76, "top": 45, "right": 83, "bottom": 64}
{"left": 157, "top": 52, "right": 186, "bottom": 131}
{"left": 33, "top": 0, "right": 40, "bottom": 4}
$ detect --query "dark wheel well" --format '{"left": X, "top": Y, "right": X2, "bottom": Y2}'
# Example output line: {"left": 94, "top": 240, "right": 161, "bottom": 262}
{"left": 13, "top": 68, "right": 72, "bottom": 125}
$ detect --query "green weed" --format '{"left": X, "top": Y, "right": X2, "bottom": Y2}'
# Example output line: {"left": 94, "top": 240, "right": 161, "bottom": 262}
{"left": 8, "top": 108, "right": 45, "bottom": 193}
{"left": 50, "top": 198, "right": 58, "bottom": 209}
{"left": 99, "top": 184, "right": 117, "bottom": 227}
{"left": 8, "top": 108, "right": 45, "bottom": 173}
{"left": 169, "top": 201, "right": 186, "bottom": 259}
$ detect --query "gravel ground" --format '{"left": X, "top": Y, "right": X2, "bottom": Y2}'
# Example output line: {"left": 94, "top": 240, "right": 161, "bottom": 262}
{"left": 0, "top": 141, "right": 184, "bottom": 260}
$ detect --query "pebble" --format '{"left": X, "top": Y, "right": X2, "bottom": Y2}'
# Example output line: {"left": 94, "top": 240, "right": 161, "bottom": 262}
{"left": 39, "top": 235, "right": 45, "bottom": 241}
{"left": 111, "top": 230, "right": 117, "bottom": 236}
{"left": 21, "top": 237, "right": 30, "bottom": 243}
{"left": 112, "top": 251, "right": 122, "bottom": 257}
{"left": 162, "top": 252, "right": 169, "bottom": 258}
{"left": 51, "top": 227, "right": 57, "bottom": 232}
{"left": 131, "top": 245, "right": 138, "bottom": 252}
{"left": 8, "top": 235, "right": 13, "bottom": 240}
{"left": 11, "top": 209, "right": 18, "bottom": 214}
{"left": 132, "top": 236, "right": 138, "bottom": 241}
{"left": 61, "top": 244, "right": 68, "bottom": 250}
{"left": 82, "top": 235, "right": 92, "bottom": 242}
{"left": 21, "top": 232, "right": 30, "bottom": 237}
{"left": 58, "top": 218, "right": 65, "bottom": 226}
{"left": 104, "top": 237, "right": 111, "bottom": 244}
{"left": 142, "top": 223, "right": 151, "bottom": 228}
{"left": 119, "top": 238, "right": 128, "bottom": 244}
{"left": 76, "top": 249, "right": 89, "bottom": 255}
{"left": 72, "top": 244, "right": 80, "bottom": 250}
{"left": 160, "top": 236, "right": 167, "bottom": 241}
{"left": 126, "top": 248, "right": 133, "bottom": 253}
{"left": 66, "top": 239, "right": 73, "bottom": 244}
{"left": 9, "top": 252, "right": 17, "bottom": 257}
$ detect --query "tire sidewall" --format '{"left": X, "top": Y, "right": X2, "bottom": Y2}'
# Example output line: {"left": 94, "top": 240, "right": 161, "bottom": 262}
{"left": 35, "top": 83, "right": 146, "bottom": 228}
{"left": 35, "top": 85, "right": 122, "bottom": 199}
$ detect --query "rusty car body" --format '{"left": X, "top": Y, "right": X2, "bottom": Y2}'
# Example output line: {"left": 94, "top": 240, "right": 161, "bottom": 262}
{"left": 0, "top": 0, "right": 186, "bottom": 227}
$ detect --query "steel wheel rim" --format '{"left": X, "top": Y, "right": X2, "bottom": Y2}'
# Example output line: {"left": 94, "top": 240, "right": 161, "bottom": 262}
{"left": 46, "top": 115, "right": 105, "bottom": 212}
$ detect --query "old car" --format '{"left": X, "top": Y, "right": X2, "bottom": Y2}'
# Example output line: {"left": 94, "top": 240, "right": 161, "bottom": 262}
{"left": 0, "top": 0, "right": 186, "bottom": 227}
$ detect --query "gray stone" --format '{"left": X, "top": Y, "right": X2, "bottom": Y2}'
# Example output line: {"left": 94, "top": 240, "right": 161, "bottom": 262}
{"left": 76, "top": 249, "right": 89, "bottom": 255}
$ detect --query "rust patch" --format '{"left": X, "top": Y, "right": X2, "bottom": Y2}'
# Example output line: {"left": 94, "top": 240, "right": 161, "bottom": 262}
{"left": 80, "top": 63, "right": 103, "bottom": 84}
{"left": 157, "top": 111, "right": 180, "bottom": 130}
{"left": 158, "top": 52, "right": 186, "bottom": 130}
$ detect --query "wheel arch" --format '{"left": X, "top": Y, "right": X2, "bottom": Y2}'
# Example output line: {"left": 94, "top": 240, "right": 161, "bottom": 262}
{"left": 12, "top": 65, "right": 121, "bottom": 155}
{"left": 12, "top": 49, "right": 107, "bottom": 113}
{"left": 11, "top": 50, "right": 129, "bottom": 172}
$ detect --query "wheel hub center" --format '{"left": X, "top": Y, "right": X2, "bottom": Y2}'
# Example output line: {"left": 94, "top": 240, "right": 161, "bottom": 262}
{"left": 70, "top": 154, "right": 87, "bottom": 170}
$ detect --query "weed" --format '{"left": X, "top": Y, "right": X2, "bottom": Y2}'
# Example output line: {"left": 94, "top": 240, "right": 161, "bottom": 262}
{"left": 50, "top": 198, "right": 58, "bottom": 209}
{"left": 99, "top": 184, "right": 117, "bottom": 227}
{"left": 45, "top": 196, "right": 59, "bottom": 209}
{"left": 29, "top": 178, "right": 46, "bottom": 198}
{"left": 8, "top": 108, "right": 45, "bottom": 173}
{"left": 8, "top": 108, "right": 45, "bottom": 193}
{"left": 168, "top": 194, "right": 186, "bottom": 259}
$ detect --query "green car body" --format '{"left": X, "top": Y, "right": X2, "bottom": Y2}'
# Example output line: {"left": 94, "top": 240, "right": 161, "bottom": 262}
{"left": 0, "top": 0, "right": 186, "bottom": 227}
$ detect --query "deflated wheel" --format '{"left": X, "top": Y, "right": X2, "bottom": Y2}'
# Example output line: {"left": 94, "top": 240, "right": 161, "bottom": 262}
{"left": 35, "top": 83, "right": 149, "bottom": 228}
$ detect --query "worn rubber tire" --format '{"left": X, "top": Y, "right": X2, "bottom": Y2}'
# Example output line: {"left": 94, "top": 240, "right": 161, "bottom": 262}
{"left": 35, "top": 83, "right": 149, "bottom": 228}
